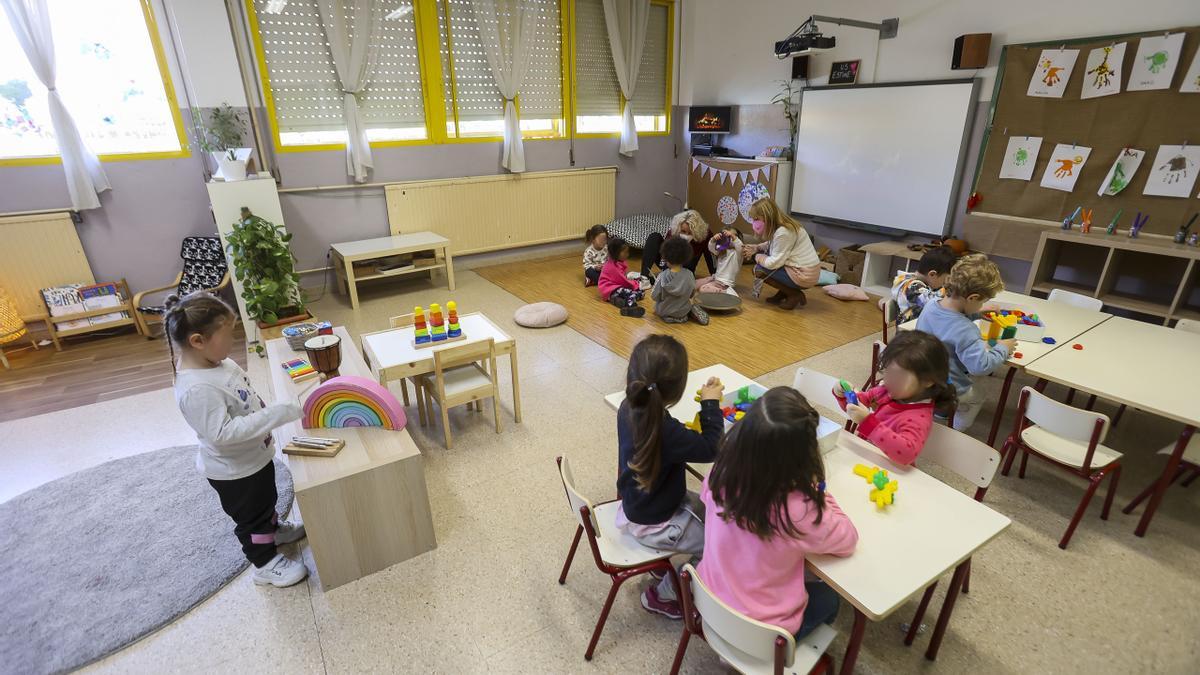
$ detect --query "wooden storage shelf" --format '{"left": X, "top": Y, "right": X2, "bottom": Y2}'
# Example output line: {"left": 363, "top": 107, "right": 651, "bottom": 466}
{"left": 1026, "top": 231, "right": 1200, "bottom": 326}
{"left": 42, "top": 279, "right": 140, "bottom": 344}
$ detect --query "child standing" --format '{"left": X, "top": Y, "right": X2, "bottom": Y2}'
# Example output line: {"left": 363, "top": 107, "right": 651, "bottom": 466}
{"left": 835, "top": 330, "right": 956, "bottom": 465}
{"left": 745, "top": 199, "right": 821, "bottom": 310}
{"left": 916, "top": 254, "right": 1013, "bottom": 431}
{"left": 652, "top": 236, "right": 710, "bottom": 325}
{"left": 167, "top": 292, "right": 309, "bottom": 587}
{"left": 582, "top": 224, "right": 608, "bottom": 287}
{"left": 618, "top": 335, "right": 724, "bottom": 618}
{"left": 891, "top": 246, "right": 957, "bottom": 324}
{"left": 695, "top": 228, "right": 743, "bottom": 296}
{"left": 698, "top": 387, "right": 858, "bottom": 639}
{"left": 598, "top": 237, "right": 646, "bottom": 318}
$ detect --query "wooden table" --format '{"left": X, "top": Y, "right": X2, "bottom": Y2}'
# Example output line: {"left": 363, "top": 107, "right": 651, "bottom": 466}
{"left": 361, "top": 312, "right": 521, "bottom": 423}
{"left": 902, "top": 290, "right": 1113, "bottom": 446}
{"left": 331, "top": 232, "right": 454, "bottom": 310}
{"left": 266, "top": 326, "right": 437, "bottom": 590}
{"left": 604, "top": 365, "right": 1010, "bottom": 672}
{"left": 1025, "top": 317, "right": 1200, "bottom": 537}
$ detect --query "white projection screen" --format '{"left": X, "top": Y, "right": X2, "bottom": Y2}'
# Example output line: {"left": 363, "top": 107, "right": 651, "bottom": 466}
{"left": 790, "top": 80, "right": 978, "bottom": 237}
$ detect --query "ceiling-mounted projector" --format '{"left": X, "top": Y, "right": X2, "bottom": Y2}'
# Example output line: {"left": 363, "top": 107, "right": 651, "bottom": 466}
{"left": 775, "top": 15, "right": 898, "bottom": 59}
{"left": 775, "top": 32, "right": 836, "bottom": 59}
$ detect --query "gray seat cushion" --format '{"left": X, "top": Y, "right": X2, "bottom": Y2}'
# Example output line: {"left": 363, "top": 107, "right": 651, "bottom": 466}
{"left": 514, "top": 302, "right": 568, "bottom": 328}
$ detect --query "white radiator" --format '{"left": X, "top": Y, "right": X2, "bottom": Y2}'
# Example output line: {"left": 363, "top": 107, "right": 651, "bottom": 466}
{"left": 0, "top": 212, "right": 95, "bottom": 317}
{"left": 384, "top": 167, "right": 616, "bottom": 255}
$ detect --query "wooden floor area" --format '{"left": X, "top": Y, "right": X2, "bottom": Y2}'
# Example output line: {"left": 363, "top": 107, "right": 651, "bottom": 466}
{"left": 0, "top": 327, "right": 247, "bottom": 423}
{"left": 476, "top": 253, "right": 882, "bottom": 378}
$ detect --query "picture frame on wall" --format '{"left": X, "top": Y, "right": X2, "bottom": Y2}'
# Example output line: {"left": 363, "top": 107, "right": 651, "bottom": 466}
{"left": 829, "top": 60, "right": 861, "bottom": 85}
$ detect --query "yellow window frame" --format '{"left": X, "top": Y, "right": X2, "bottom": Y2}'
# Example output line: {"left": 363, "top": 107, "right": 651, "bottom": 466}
{"left": 0, "top": 0, "right": 191, "bottom": 167}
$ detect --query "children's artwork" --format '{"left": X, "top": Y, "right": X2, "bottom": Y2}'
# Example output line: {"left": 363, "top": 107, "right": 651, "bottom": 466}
{"left": 737, "top": 181, "right": 770, "bottom": 223}
{"left": 1142, "top": 145, "right": 1200, "bottom": 198}
{"left": 1096, "top": 148, "right": 1146, "bottom": 196}
{"left": 1028, "top": 49, "right": 1079, "bottom": 97}
{"left": 998, "top": 136, "right": 1043, "bottom": 180}
{"left": 1040, "top": 144, "right": 1092, "bottom": 192}
{"left": 1128, "top": 33, "right": 1185, "bottom": 91}
{"left": 716, "top": 195, "right": 738, "bottom": 225}
{"left": 1181, "top": 49, "right": 1200, "bottom": 93}
{"left": 1081, "top": 43, "right": 1126, "bottom": 99}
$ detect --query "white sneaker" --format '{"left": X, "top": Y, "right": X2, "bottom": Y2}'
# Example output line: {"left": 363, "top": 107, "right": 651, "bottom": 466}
{"left": 275, "top": 520, "right": 306, "bottom": 544}
{"left": 252, "top": 553, "right": 309, "bottom": 587}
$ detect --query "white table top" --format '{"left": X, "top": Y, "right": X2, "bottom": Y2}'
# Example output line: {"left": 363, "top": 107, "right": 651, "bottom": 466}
{"left": 361, "top": 312, "right": 513, "bottom": 371}
{"left": 332, "top": 232, "right": 450, "bottom": 259}
{"left": 603, "top": 364, "right": 758, "bottom": 421}
{"left": 901, "top": 290, "right": 1112, "bottom": 368}
{"left": 1025, "top": 316, "right": 1200, "bottom": 427}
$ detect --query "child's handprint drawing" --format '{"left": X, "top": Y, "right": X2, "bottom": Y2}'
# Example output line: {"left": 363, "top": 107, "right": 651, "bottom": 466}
{"left": 1107, "top": 163, "right": 1129, "bottom": 193}
{"left": 1159, "top": 154, "right": 1189, "bottom": 184}
{"left": 1014, "top": 148, "right": 1029, "bottom": 166}
{"left": 1088, "top": 47, "right": 1116, "bottom": 88}
{"left": 1145, "top": 51, "right": 1169, "bottom": 74}
{"left": 1054, "top": 155, "right": 1084, "bottom": 178}
{"left": 1041, "top": 58, "right": 1066, "bottom": 86}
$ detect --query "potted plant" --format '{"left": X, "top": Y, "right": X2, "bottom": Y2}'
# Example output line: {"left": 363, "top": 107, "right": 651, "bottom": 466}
{"left": 193, "top": 103, "right": 251, "bottom": 181}
{"left": 225, "top": 207, "right": 309, "bottom": 329}
{"left": 771, "top": 79, "right": 801, "bottom": 160}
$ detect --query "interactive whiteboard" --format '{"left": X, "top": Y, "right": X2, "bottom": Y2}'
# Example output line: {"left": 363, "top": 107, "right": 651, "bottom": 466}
{"left": 790, "top": 80, "right": 978, "bottom": 237}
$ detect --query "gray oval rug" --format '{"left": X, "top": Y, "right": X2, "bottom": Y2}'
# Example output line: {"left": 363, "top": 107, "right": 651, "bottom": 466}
{"left": 0, "top": 446, "right": 294, "bottom": 675}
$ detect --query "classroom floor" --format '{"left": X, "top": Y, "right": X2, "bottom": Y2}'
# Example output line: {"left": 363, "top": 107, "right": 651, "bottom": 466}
{"left": 0, "top": 265, "right": 1197, "bottom": 674}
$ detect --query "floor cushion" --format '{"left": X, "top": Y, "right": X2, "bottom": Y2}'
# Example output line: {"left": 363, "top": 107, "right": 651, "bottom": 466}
{"left": 514, "top": 302, "right": 568, "bottom": 328}
{"left": 823, "top": 284, "right": 870, "bottom": 301}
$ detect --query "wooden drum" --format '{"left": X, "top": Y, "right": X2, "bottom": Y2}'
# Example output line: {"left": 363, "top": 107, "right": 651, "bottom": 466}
{"left": 304, "top": 334, "right": 342, "bottom": 380}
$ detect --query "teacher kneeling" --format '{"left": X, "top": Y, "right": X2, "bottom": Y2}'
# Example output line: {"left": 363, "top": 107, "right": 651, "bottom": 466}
{"left": 744, "top": 198, "right": 821, "bottom": 310}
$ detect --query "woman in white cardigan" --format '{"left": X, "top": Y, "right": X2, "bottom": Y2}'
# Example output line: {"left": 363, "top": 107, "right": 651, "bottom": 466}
{"left": 742, "top": 198, "right": 821, "bottom": 309}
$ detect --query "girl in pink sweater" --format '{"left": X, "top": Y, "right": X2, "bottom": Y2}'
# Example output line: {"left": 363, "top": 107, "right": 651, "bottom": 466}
{"left": 836, "top": 330, "right": 956, "bottom": 465}
{"left": 698, "top": 387, "right": 858, "bottom": 639}
{"left": 598, "top": 237, "right": 646, "bottom": 318}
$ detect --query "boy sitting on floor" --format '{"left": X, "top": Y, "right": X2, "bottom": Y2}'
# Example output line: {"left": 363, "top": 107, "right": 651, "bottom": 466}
{"left": 652, "top": 236, "right": 709, "bottom": 325}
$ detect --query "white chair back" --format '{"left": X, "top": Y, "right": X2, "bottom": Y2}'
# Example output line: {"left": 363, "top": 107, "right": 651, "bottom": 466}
{"left": 1174, "top": 318, "right": 1200, "bottom": 334}
{"left": 682, "top": 564, "right": 798, "bottom": 671}
{"left": 920, "top": 423, "right": 1001, "bottom": 491}
{"left": 1021, "top": 387, "right": 1109, "bottom": 444}
{"left": 1047, "top": 288, "right": 1103, "bottom": 311}
{"left": 389, "top": 313, "right": 415, "bottom": 328}
{"left": 792, "top": 367, "right": 848, "bottom": 422}
{"left": 557, "top": 456, "right": 601, "bottom": 536}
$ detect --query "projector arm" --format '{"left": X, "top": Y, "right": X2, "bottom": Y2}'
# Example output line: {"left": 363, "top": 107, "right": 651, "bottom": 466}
{"left": 809, "top": 15, "right": 899, "bottom": 39}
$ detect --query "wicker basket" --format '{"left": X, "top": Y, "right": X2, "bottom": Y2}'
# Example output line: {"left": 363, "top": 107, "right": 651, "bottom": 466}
{"left": 281, "top": 322, "right": 318, "bottom": 351}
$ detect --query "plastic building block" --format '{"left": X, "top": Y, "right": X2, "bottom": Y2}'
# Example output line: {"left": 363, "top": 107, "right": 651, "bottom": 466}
{"left": 1073, "top": 343, "right": 1084, "bottom": 350}
{"left": 1042, "top": 337, "right": 1056, "bottom": 345}
{"left": 838, "top": 379, "right": 858, "bottom": 405}
{"left": 1013, "top": 352, "right": 1023, "bottom": 359}
{"left": 853, "top": 463, "right": 898, "bottom": 510}
{"left": 685, "top": 412, "right": 703, "bottom": 432}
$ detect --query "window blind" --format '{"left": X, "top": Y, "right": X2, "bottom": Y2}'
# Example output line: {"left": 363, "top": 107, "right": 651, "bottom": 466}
{"left": 255, "top": 0, "right": 425, "bottom": 138}
{"left": 632, "top": 3, "right": 667, "bottom": 116}
{"left": 573, "top": 0, "right": 619, "bottom": 118}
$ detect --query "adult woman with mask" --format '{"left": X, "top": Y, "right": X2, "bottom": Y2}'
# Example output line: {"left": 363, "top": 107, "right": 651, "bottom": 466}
{"left": 639, "top": 210, "right": 715, "bottom": 282}
{"left": 742, "top": 198, "right": 821, "bottom": 310}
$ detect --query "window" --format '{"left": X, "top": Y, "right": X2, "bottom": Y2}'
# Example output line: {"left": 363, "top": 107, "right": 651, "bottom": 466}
{"left": 253, "top": 0, "right": 427, "bottom": 147}
{"left": 0, "top": 0, "right": 185, "bottom": 161}
{"left": 573, "top": 0, "right": 670, "bottom": 135}
{"left": 437, "top": 0, "right": 563, "bottom": 139}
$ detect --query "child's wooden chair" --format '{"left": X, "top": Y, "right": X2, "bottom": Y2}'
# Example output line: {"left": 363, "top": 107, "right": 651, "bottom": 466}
{"left": 670, "top": 563, "right": 837, "bottom": 675}
{"left": 791, "top": 366, "right": 854, "bottom": 432}
{"left": 902, "top": 423, "right": 1001, "bottom": 659}
{"left": 386, "top": 313, "right": 425, "bottom": 425}
{"left": 555, "top": 456, "right": 680, "bottom": 662}
{"left": 880, "top": 297, "right": 899, "bottom": 345}
{"left": 415, "top": 338, "right": 500, "bottom": 449}
{"left": 1000, "top": 387, "right": 1123, "bottom": 549}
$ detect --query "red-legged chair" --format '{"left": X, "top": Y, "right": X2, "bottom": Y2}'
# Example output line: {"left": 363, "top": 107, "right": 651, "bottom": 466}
{"left": 1000, "top": 387, "right": 1123, "bottom": 549}
{"left": 1122, "top": 434, "right": 1200, "bottom": 515}
{"left": 670, "top": 564, "right": 836, "bottom": 675}
{"left": 792, "top": 366, "right": 856, "bottom": 433}
{"left": 556, "top": 456, "right": 679, "bottom": 661}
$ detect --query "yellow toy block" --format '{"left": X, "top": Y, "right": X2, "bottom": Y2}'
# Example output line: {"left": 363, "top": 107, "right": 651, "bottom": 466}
{"left": 853, "top": 463, "right": 899, "bottom": 510}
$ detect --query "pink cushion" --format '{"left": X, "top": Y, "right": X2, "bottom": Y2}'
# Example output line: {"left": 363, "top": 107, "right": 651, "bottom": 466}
{"left": 823, "top": 284, "right": 870, "bottom": 302}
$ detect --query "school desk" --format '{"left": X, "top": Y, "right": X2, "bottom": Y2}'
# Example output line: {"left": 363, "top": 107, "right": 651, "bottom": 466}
{"left": 602, "top": 363, "right": 756, "bottom": 420}
{"left": 331, "top": 232, "right": 454, "bottom": 310}
{"left": 604, "top": 365, "right": 1011, "bottom": 671}
{"left": 902, "top": 290, "right": 1113, "bottom": 446}
{"left": 1025, "top": 316, "right": 1200, "bottom": 537}
{"left": 361, "top": 312, "right": 521, "bottom": 423}
{"left": 266, "top": 327, "right": 437, "bottom": 590}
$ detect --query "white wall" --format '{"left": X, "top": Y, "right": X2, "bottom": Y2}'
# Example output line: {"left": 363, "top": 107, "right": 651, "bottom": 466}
{"left": 159, "top": 0, "right": 248, "bottom": 107}
{"left": 683, "top": 0, "right": 1200, "bottom": 105}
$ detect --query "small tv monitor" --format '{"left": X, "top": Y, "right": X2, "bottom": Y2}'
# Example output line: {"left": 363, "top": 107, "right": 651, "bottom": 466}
{"left": 688, "top": 106, "right": 732, "bottom": 134}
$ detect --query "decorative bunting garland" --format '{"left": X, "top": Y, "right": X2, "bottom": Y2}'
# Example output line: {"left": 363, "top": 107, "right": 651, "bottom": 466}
{"left": 690, "top": 158, "right": 774, "bottom": 186}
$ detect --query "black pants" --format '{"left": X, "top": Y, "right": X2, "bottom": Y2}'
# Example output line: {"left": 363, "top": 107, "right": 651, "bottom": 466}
{"left": 640, "top": 232, "right": 715, "bottom": 278}
{"left": 584, "top": 267, "right": 601, "bottom": 285}
{"left": 208, "top": 460, "right": 279, "bottom": 568}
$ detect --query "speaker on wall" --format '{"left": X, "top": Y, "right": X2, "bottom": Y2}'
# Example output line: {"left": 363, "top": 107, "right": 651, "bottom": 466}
{"left": 791, "top": 55, "right": 809, "bottom": 80}
{"left": 952, "top": 33, "right": 991, "bottom": 70}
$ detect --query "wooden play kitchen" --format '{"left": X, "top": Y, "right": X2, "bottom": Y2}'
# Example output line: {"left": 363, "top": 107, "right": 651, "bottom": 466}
{"left": 266, "top": 326, "right": 436, "bottom": 590}
{"left": 331, "top": 232, "right": 455, "bottom": 310}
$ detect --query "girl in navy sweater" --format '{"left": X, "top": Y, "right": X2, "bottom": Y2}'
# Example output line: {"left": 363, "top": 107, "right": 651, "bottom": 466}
{"left": 617, "top": 334, "right": 723, "bottom": 619}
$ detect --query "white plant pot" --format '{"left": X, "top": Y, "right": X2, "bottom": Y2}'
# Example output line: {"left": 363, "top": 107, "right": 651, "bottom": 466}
{"left": 211, "top": 148, "right": 252, "bottom": 181}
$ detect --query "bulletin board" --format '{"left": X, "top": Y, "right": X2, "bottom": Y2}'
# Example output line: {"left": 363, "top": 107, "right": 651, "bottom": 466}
{"left": 970, "top": 25, "right": 1200, "bottom": 239}
{"left": 687, "top": 157, "right": 780, "bottom": 237}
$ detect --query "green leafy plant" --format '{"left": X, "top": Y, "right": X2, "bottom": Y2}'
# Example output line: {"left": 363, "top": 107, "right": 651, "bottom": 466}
{"left": 225, "top": 208, "right": 305, "bottom": 325}
{"left": 771, "top": 79, "right": 801, "bottom": 159}
{"left": 192, "top": 103, "right": 247, "bottom": 153}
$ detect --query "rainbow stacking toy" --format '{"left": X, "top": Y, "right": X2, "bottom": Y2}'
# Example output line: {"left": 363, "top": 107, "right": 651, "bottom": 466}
{"left": 447, "top": 301, "right": 462, "bottom": 338}
{"left": 414, "top": 306, "right": 430, "bottom": 344}
{"left": 430, "top": 303, "right": 447, "bottom": 341}
{"left": 302, "top": 375, "right": 407, "bottom": 430}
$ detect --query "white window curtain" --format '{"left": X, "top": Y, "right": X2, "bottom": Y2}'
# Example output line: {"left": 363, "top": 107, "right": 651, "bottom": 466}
{"left": 601, "top": 0, "right": 649, "bottom": 156}
{"left": 315, "top": 0, "right": 374, "bottom": 182}
{"left": 2, "top": 0, "right": 110, "bottom": 209}
{"left": 469, "top": 0, "right": 541, "bottom": 173}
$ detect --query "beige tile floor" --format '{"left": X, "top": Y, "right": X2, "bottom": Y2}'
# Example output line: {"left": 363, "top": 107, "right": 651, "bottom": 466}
{"left": 1, "top": 267, "right": 1197, "bottom": 674}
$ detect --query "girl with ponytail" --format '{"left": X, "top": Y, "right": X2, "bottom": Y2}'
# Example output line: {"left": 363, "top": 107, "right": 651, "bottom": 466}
{"left": 616, "top": 334, "right": 723, "bottom": 619}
